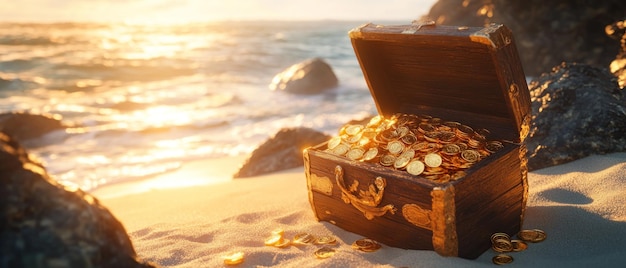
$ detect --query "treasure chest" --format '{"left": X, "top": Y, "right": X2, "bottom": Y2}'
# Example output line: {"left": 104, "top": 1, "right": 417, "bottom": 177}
{"left": 303, "top": 21, "right": 531, "bottom": 259}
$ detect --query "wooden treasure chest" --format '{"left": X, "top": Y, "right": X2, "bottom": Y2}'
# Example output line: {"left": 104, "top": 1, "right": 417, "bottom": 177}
{"left": 303, "top": 21, "right": 532, "bottom": 259}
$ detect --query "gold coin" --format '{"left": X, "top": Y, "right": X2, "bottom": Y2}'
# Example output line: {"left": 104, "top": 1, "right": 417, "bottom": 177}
{"left": 517, "top": 229, "right": 547, "bottom": 243}
{"left": 393, "top": 155, "right": 411, "bottom": 169}
{"left": 492, "top": 254, "right": 513, "bottom": 265}
{"left": 345, "top": 132, "right": 362, "bottom": 144}
{"left": 332, "top": 143, "right": 350, "bottom": 156}
{"left": 406, "top": 160, "right": 425, "bottom": 176}
{"left": 327, "top": 136, "right": 342, "bottom": 149}
{"left": 491, "top": 233, "right": 511, "bottom": 244}
{"left": 223, "top": 251, "right": 245, "bottom": 265}
{"left": 314, "top": 246, "right": 336, "bottom": 259}
{"left": 345, "top": 124, "right": 364, "bottom": 136}
{"left": 400, "top": 133, "right": 417, "bottom": 145}
{"left": 362, "top": 147, "right": 379, "bottom": 161}
{"left": 511, "top": 240, "right": 528, "bottom": 252}
{"left": 315, "top": 235, "right": 337, "bottom": 245}
{"left": 264, "top": 233, "right": 283, "bottom": 246}
{"left": 352, "top": 238, "right": 381, "bottom": 252}
{"left": 387, "top": 140, "right": 405, "bottom": 155}
{"left": 292, "top": 233, "right": 315, "bottom": 246}
{"left": 346, "top": 147, "right": 365, "bottom": 160}
{"left": 424, "top": 153, "right": 443, "bottom": 168}
{"left": 274, "top": 238, "right": 291, "bottom": 248}
{"left": 380, "top": 154, "right": 396, "bottom": 167}
{"left": 456, "top": 124, "right": 474, "bottom": 139}
{"left": 442, "top": 144, "right": 461, "bottom": 155}
{"left": 439, "top": 131, "right": 456, "bottom": 143}
{"left": 492, "top": 238, "right": 513, "bottom": 253}
{"left": 399, "top": 148, "right": 415, "bottom": 159}
{"left": 486, "top": 140, "right": 504, "bottom": 153}
{"left": 412, "top": 141, "right": 429, "bottom": 151}
{"left": 396, "top": 126, "right": 410, "bottom": 137}
{"left": 460, "top": 149, "right": 480, "bottom": 163}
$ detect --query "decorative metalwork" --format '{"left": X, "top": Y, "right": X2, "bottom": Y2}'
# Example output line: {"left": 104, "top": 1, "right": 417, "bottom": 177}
{"left": 334, "top": 165, "right": 396, "bottom": 220}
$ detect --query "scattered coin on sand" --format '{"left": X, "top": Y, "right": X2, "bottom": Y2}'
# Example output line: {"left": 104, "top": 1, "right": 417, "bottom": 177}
{"left": 314, "top": 246, "right": 337, "bottom": 259}
{"left": 223, "top": 251, "right": 245, "bottom": 265}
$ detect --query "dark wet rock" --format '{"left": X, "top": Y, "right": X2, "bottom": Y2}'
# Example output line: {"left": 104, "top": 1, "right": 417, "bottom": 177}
{"left": 526, "top": 62, "right": 626, "bottom": 171}
{"left": 0, "top": 112, "right": 66, "bottom": 141}
{"left": 427, "top": 0, "right": 626, "bottom": 76}
{"left": 0, "top": 132, "right": 157, "bottom": 268}
{"left": 269, "top": 57, "right": 339, "bottom": 94}
{"left": 234, "top": 127, "right": 331, "bottom": 178}
{"left": 606, "top": 19, "right": 626, "bottom": 89}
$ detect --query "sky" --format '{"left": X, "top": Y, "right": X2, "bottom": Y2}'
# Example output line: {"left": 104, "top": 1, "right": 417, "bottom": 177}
{"left": 0, "top": 0, "right": 437, "bottom": 23}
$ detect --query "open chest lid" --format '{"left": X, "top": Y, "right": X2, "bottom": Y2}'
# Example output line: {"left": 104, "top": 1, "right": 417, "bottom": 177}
{"left": 349, "top": 22, "right": 532, "bottom": 143}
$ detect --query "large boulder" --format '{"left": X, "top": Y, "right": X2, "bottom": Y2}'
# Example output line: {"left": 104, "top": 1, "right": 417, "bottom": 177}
{"left": 0, "top": 112, "right": 66, "bottom": 141}
{"left": 269, "top": 58, "right": 338, "bottom": 94}
{"left": 526, "top": 62, "right": 626, "bottom": 171}
{"left": 427, "top": 0, "right": 626, "bottom": 76}
{"left": 0, "top": 132, "right": 157, "bottom": 268}
{"left": 234, "top": 127, "right": 330, "bottom": 178}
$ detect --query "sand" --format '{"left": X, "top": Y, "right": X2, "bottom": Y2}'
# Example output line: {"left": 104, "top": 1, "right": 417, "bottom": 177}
{"left": 92, "top": 153, "right": 626, "bottom": 267}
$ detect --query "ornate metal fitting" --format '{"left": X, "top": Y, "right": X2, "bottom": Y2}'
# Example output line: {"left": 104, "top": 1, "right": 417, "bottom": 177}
{"left": 334, "top": 165, "right": 396, "bottom": 220}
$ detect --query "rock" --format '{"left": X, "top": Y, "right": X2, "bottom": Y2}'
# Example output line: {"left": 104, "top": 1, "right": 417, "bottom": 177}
{"left": 606, "top": 19, "right": 626, "bottom": 89}
{"left": 269, "top": 58, "right": 339, "bottom": 94}
{"left": 234, "top": 127, "right": 331, "bottom": 178}
{"left": 0, "top": 132, "right": 157, "bottom": 268}
{"left": 426, "top": 0, "right": 626, "bottom": 76}
{"left": 526, "top": 62, "right": 626, "bottom": 171}
{"left": 0, "top": 112, "right": 66, "bottom": 141}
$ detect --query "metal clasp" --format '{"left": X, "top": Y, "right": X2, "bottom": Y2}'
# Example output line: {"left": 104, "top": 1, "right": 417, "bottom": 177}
{"left": 334, "top": 165, "right": 396, "bottom": 220}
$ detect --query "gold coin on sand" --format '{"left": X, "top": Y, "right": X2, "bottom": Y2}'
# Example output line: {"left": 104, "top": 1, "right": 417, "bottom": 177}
{"left": 292, "top": 233, "right": 315, "bottom": 246}
{"left": 517, "top": 229, "right": 547, "bottom": 243}
{"left": 492, "top": 239, "right": 513, "bottom": 253}
{"left": 223, "top": 251, "right": 245, "bottom": 265}
{"left": 264, "top": 233, "right": 283, "bottom": 246}
{"left": 406, "top": 160, "right": 425, "bottom": 176}
{"left": 424, "top": 153, "right": 443, "bottom": 168}
{"left": 314, "top": 246, "right": 336, "bottom": 259}
{"left": 492, "top": 254, "right": 513, "bottom": 265}
{"left": 274, "top": 238, "right": 291, "bottom": 248}
{"left": 315, "top": 235, "right": 338, "bottom": 245}
{"left": 490, "top": 233, "right": 511, "bottom": 244}
{"left": 352, "top": 238, "right": 381, "bottom": 252}
{"left": 511, "top": 240, "right": 528, "bottom": 252}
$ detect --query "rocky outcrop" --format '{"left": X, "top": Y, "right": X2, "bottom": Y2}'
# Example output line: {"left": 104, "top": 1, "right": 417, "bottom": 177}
{"left": 526, "top": 62, "right": 626, "bottom": 171}
{"left": 0, "top": 132, "right": 157, "bottom": 268}
{"left": 234, "top": 127, "right": 330, "bottom": 178}
{"left": 607, "top": 19, "right": 626, "bottom": 89}
{"left": 269, "top": 58, "right": 338, "bottom": 94}
{"left": 427, "top": 0, "right": 626, "bottom": 76}
{"left": 0, "top": 112, "right": 66, "bottom": 141}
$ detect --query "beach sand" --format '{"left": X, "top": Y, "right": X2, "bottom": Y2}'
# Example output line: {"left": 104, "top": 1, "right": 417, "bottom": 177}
{"left": 92, "top": 153, "right": 626, "bottom": 267}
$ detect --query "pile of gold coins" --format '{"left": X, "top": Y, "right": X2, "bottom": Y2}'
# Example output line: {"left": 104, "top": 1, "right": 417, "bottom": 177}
{"left": 325, "top": 114, "right": 504, "bottom": 183}
{"left": 490, "top": 229, "right": 546, "bottom": 265}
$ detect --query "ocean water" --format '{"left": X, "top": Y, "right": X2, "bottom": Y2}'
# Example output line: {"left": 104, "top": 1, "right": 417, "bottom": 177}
{"left": 0, "top": 21, "right": 390, "bottom": 191}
